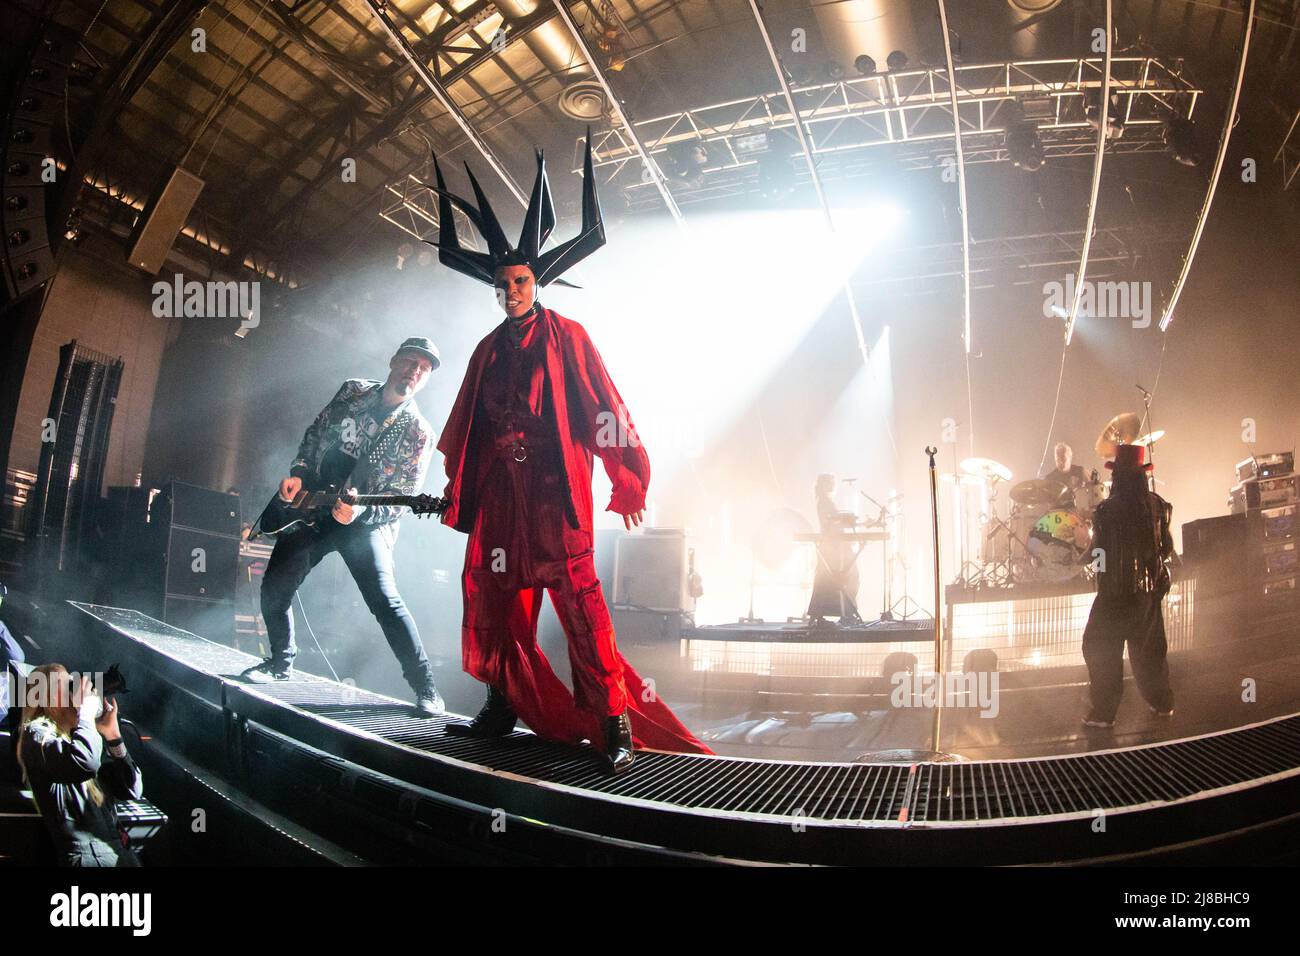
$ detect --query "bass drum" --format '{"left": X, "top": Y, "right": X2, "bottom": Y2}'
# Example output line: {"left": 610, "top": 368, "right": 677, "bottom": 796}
{"left": 1076, "top": 476, "right": 1106, "bottom": 517}
{"left": 1022, "top": 509, "right": 1090, "bottom": 582}
{"left": 1007, "top": 507, "right": 1043, "bottom": 583}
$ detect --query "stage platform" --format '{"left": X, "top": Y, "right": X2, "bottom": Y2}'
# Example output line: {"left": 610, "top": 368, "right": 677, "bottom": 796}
{"left": 65, "top": 601, "right": 1300, "bottom": 865}
{"left": 682, "top": 578, "right": 1195, "bottom": 679}
{"left": 685, "top": 618, "right": 934, "bottom": 643}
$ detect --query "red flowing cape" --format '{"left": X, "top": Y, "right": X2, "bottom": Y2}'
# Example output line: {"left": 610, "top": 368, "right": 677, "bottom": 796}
{"left": 437, "top": 307, "right": 712, "bottom": 755}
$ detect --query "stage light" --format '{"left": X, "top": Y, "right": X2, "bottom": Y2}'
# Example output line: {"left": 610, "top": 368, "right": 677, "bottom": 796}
{"left": 1167, "top": 117, "right": 1198, "bottom": 166}
{"left": 62, "top": 207, "right": 84, "bottom": 244}
{"left": 756, "top": 131, "right": 798, "bottom": 202}
{"left": 1007, "top": 122, "right": 1045, "bottom": 171}
{"left": 1086, "top": 92, "right": 1125, "bottom": 139}
{"left": 886, "top": 50, "right": 909, "bottom": 72}
{"left": 757, "top": 151, "right": 794, "bottom": 201}
{"left": 881, "top": 651, "right": 918, "bottom": 680}
{"left": 395, "top": 242, "right": 414, "bottom": 271}
{"left": 854, "top": 54, "right": 877, "bottom": 76}
{"left": 665, "top": 139, "right": 709, "bottom": 189}
{"left": 963, "top": 648, "right": 999, "bottom": 673}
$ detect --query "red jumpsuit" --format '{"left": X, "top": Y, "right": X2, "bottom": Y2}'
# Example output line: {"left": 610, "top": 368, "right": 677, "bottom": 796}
{"left": 438, "top": 307, "right": 711, "bottom": 754}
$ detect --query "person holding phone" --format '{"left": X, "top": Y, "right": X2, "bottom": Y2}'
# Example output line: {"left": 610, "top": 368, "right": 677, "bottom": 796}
{"left": 16, "top": 664, "right": 143, "bottom": 866}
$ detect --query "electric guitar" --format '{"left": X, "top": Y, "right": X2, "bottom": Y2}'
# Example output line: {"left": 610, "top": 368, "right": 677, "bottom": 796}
{"left": 253, "top": 482, "right": 448, "bottom": 538}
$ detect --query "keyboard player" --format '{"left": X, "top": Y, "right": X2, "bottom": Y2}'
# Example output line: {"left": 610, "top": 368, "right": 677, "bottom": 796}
{"left": 807, "top": 474, "right": 864, "bottom": 624}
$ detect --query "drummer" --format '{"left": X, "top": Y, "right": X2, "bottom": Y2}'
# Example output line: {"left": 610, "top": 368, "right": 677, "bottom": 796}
{"left": 1043, "top": 442, "right": 1089, "bottom": 507}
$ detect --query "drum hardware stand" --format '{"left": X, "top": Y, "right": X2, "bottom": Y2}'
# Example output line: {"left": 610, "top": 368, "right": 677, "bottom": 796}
{"left": 888, "top": 552, "right": 930, "bottom": 620}
{"left": 1137, "top": 382, "right": 1157, "bottom": 489}
{"left": 859, "top": 491, "right": 897, "bottom": 622}
{"left": 862, "top": 490, "right": 929, "bottom": 622}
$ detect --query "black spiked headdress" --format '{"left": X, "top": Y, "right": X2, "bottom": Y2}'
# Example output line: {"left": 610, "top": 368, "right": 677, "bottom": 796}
{"left": 423, "top": 131, "right": 605, "bottom": 288}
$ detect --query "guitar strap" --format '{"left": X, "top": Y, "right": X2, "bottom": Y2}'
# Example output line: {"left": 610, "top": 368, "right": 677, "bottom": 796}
{"left": 356, "top": 405, "right": 415, "bottom": 492}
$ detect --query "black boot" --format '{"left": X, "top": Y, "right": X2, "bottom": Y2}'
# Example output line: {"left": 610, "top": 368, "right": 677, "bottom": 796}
{"left": 602, "top": 711, "right": 635, "bottom": 776}
{"left": 445, "top": 686, "right": 517, "bottom": 738}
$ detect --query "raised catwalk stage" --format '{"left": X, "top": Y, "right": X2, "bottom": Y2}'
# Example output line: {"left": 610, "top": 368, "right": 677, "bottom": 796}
{"left": 70, "top": 602, "right": 1300, "bottom": 865}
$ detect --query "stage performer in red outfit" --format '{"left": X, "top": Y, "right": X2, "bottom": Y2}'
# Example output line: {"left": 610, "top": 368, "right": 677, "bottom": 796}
{"left": 424, "top": 136, "right": 711, "bottom": 774}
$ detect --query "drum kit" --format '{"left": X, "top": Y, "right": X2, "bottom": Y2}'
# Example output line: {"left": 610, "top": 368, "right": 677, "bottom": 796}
{"left": 957, "top": 412, "right": 1165, "bottom": 588}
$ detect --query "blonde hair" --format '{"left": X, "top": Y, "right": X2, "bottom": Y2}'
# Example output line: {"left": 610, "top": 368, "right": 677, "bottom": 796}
{"left": 17, "top": 664, "right": 104, "bottom": 807}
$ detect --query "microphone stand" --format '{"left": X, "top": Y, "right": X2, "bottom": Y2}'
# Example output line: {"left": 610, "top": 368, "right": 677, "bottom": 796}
{"left": 859, "top": 490, "right": 892, "bottom": 622}
{"left": 1137, "top": 383, "right": 1156, "bottom": 490}
{"left": 856, "top": 448, "right": 960, "bottom": 765}
{"left": 926, "top": 446, "right": 944, "bottom": 756}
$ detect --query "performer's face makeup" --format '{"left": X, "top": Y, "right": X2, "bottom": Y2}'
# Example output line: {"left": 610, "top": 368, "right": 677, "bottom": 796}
{"left": 495, "top": 265, "right": 537, "bottom": 320}
{"left": 387, "top": 351, "right": 434, "bottom": 398}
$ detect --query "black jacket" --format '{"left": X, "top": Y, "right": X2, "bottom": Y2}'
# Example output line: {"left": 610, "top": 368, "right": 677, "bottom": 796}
{"left": 19, "top": 716, "right": 143, "bottom": 866}
{"left": 1092, "top": 491, "right": 1173, "bottom": 601}
{"left": 289, "top": 379, "right": 433, "bottom": 526}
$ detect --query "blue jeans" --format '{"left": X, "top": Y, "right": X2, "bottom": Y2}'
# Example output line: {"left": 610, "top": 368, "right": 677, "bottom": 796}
{"left": 259, "top": 520, "right": 434, "bottom": 692}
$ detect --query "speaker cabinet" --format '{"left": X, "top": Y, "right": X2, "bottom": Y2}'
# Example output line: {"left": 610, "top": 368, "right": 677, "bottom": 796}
{"left": 166, "top": 480, "right": 241, "bottom": 536}
{"left": 612, "top": 530, "right": 689, "bottom": 612}
{"left": 152, "top": 482, "right": 240, "bottom": 644}
{"left": 164, "top": 526, "right": 239, "bottom": 602}
{"left": 126, "top": 166, "right": 204, "bottom": 275}
{"left": 2, "top": 46, "right": 66, "bottom": 299}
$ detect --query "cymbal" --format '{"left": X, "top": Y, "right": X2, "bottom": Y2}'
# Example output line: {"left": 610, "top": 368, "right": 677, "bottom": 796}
{"left": 960, "top": 456, "right": 1013, "bottom": 482}
{"left": 1095, "top": 411, "right": 1143, "bottom": 458}
{"left": 1010, "top": 477, "right": 1070, "bottom": 507}
{"left": 1135, "top": 429, "right": 1165, "bottom": 447}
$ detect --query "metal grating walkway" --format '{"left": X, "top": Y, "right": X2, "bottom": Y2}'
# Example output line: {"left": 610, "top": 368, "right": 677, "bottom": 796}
{"left": 72, "top": 603, "right": 1300, "bottom": 828}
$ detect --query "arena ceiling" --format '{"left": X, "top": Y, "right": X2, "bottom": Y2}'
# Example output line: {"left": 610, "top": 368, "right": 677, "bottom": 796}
{"left": 11, "top": 0, "right": 1300, "bottom": 285}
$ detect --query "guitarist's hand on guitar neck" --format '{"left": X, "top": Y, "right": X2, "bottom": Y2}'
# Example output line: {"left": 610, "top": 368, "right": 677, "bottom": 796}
{"left": 332, "top": 488, "right": 365, "bottom": 525}
{"left": 278, "top": 476, "right": 303, "bottom": 503}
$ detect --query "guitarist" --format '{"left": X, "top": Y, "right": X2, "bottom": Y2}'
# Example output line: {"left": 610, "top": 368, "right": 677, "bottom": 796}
{"left": 242, "top": 337, "right": 445, "bottom": 716}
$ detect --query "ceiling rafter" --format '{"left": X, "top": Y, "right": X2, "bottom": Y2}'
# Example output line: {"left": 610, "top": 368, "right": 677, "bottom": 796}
{"left": 260, "top": 2, "right": 567, "bottom": 233}
{"left": 64, "top": 0, "right": 340, "bottom": 146}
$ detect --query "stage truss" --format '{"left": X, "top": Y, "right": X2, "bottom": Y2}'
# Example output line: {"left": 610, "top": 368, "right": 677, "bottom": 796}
{"left": 591, "top": 55, "right": 1201, "bottom": 210}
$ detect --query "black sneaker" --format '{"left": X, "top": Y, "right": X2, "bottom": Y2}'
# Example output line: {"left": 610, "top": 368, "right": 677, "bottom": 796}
{"left": 414, "top": 685, "right": 446, "bottom": 717}
{"left": 242, "top": 659, "right": 292, "bottom": 683}
{"left": 1081, "top": 713, "right": 1114, "bottom": 729}
{"left": 1149, "top": 704, "right": 1174, "bottom": 718}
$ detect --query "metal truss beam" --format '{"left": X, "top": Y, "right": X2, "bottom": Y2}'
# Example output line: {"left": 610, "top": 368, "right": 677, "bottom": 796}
{"left": 577, "top": 56, "right": 1201, "bottom": 201}
{"left": 267, "top": 3, "right": 560, "bottom": 237}
{"left": 364, "top": 0, "right": 529, "bottom": 207}
{"left": 549, "top": 0, "right": 683, "bottom": 223}
{"left": 854, "top": 223, "right": 1184, "bottom": 293}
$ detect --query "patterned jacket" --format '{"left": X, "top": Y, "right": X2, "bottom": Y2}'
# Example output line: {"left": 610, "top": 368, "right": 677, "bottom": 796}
{"left": 289, "top": 379, "right": 433, "bottom": 527}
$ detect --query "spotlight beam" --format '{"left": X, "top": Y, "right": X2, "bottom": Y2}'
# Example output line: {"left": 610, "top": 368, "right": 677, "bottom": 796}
{"left": 1159, "top": 0, "right": 1256, "bottom": 333}
{"left": 746, "top": 0, "right": 895, "bottom": 457}
{"left": 1064, "top": 0, "right": 1112, "bottom": 348}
